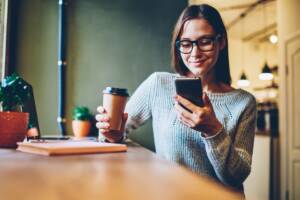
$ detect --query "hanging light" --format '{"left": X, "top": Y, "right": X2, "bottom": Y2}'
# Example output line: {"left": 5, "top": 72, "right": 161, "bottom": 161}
{"left": 259, "top": 62, "right": 274, "bottom": 80}
{"left": 269, "top": 34, "right": 278, "bottom": 44}
{"left": 237, "top": 71, "right": 250, "bottom": 88}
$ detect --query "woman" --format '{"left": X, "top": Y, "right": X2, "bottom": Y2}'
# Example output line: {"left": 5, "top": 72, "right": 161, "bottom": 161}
{"left": 96, "top": 4, "right": 256, "bottom": 192}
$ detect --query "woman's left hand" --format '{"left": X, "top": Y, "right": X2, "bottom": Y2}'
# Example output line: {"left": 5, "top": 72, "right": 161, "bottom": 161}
{"left": 174, "top": 92, "right": 223, "bottom": 137}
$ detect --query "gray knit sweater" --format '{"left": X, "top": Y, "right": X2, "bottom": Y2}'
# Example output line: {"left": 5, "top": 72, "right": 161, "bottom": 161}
{"left": 124, "top": 72, "right": 256, "bottom": 189}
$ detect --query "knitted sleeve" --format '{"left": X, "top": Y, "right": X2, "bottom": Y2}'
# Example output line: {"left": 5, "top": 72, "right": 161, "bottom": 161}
{"left": 202, "top": 97, "right": 257, "bottom": 187}
{"left": 124, "top": 73, "right": 157, "bottom": 136}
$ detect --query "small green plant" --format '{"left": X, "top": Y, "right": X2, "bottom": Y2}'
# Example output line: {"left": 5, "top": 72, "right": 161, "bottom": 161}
{"left": 0, "top": 74, "right": 31, "bottom": 111}
{"left": 72, "top": 106, "right": 93, "bottom": 121}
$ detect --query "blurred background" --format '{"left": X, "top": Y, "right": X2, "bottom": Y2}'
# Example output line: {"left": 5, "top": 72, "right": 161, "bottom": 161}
{"left": 1, "top": 0, "right": 300, "bottom": 200}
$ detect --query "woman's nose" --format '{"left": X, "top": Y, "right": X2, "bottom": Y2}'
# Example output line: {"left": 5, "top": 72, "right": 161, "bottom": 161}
{"left": 190, "top": 44, "right": 202, "bottom": 56}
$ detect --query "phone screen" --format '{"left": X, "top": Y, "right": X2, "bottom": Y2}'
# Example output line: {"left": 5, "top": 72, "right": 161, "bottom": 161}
{"left": 175, "top": 77, "right": 203, "bottom": 109}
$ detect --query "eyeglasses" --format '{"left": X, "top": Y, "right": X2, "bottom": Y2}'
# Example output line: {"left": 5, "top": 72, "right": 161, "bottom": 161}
{"left": 175, "top": 35, "right": 221, "bottom": 54}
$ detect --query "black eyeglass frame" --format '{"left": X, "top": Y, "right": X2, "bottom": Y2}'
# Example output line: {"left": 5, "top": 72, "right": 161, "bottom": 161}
{"left": 175, "top": 34, "right": 221, "bottom": 54}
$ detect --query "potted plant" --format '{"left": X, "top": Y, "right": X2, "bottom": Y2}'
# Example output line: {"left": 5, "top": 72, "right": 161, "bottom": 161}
{"left": 72, "top": 106, "right": 93, "bottom": 138}
{"left": 0, "top": 74, "right": 30, "bottom": 148}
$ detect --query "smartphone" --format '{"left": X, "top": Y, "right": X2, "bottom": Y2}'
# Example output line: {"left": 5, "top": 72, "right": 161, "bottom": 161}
{"left": 175, "top": 77, "right": 203, "bottom": 110}
{"left": 26, "top": 136, "right": 70, "bottom": 142}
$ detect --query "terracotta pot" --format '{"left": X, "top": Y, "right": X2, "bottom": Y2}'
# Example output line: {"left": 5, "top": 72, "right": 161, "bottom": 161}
{"left": 0, "top": 112, "right": 29, "bottom": 148}
{"left": 72, "top": 120, "right": 91, "bottom": 138}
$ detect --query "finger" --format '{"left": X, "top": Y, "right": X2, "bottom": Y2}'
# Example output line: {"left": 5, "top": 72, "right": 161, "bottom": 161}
{"left": 203, "top": 92, "right": 212, "bottom": 108}
{"left": 99, "top": 128, "right": 109, "bottom": 134}
{"left": 174, "top": 102, "right": 193, "bottom": 120}
{"left": 96, "top": 122, "right": 110, "bottom": 129}
{"left": 175, "top": 95, "right": 198, "bottom": 112}
{"left": 177, "top": 114, "right": 196, "bottom": 128}
{"left": 192, "top": 109, "right": 204, "bottom": 121}
{"left": 97, "top": 106, "right": 106, "bottom": 113}
{"left": 95, "top": 114, "right": 109, "bottom": 122}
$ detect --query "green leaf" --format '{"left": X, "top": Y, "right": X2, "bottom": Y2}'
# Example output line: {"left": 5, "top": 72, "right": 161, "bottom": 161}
{"left": 72, "top": 106, "right": 93, "bottom": 120}
{"left": 0, "top": 74, "right": 31, "bottom": 111}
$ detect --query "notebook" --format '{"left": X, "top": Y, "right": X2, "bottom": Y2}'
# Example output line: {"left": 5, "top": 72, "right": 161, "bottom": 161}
{"left": 17, "top": 141, "right": 127, "bottom": 156}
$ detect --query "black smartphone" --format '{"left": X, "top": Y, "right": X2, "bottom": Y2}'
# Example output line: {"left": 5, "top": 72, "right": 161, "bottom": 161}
{"left": 175, "top": 77, "right": 203, "bottom": 110}
{"left": 26, "top": 136, "right": 70, "bottom": 142}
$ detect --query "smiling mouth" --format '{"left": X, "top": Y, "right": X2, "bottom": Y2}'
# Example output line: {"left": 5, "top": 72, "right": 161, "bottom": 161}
{"left": 189, "top": 60, "right": 205, "bottom": 66}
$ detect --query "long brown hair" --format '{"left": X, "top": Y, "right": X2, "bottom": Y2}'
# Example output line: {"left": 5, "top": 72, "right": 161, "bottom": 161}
{"left": 171, "top": 4, "right": 232, "bottom": 85}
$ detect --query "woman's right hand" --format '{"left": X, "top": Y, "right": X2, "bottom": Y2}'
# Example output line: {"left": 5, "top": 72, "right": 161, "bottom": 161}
{"left": 95, "top": 106, "right": 128, "bottom": 143}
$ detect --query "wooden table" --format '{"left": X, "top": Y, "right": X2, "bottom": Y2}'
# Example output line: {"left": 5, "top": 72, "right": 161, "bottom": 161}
{"left": 0, "top": 142, "right": 242, "bottom": 200}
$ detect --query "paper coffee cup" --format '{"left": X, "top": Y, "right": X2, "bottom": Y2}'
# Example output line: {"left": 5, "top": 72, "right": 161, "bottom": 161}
{"left": 102, "top": 87, "right": 129, "bottom": 131}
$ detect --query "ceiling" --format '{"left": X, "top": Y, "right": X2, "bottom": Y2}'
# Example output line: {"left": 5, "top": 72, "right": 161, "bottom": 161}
{"left": 189, "top": 0, "right": 277, "bottom": 41}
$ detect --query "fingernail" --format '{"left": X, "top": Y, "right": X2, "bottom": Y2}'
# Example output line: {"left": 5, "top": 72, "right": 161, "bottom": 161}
{"left": 102, "top": 123, "right": 108, "bottom": 128}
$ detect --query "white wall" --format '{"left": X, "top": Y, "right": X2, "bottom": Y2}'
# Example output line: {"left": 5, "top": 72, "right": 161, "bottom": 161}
{"left": 244, "top": 135, "right": 271, "bottom": 200}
